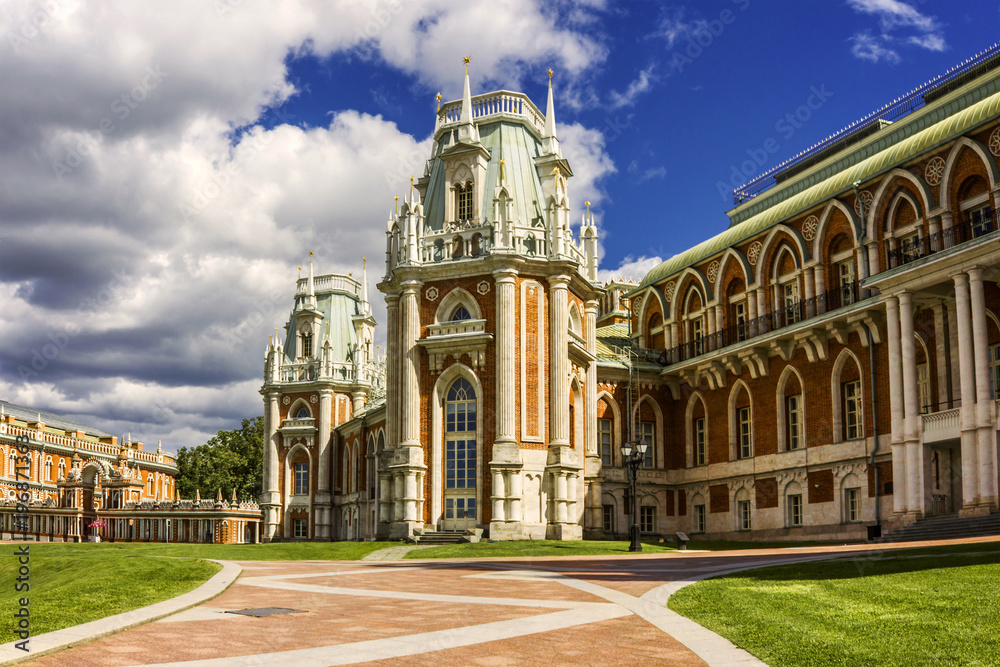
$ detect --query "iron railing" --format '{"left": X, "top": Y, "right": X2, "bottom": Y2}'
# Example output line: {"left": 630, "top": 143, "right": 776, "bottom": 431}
{"left": 884, "top": 210, "right": 999, "bottom": 270}
{"left": 660, "top": 281, "right": 862, "bottom": 366}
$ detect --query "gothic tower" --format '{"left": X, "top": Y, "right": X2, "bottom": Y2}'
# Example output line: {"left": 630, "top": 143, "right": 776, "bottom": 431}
{"left": 378, "top": 64, "right": 603, "bottom": 540}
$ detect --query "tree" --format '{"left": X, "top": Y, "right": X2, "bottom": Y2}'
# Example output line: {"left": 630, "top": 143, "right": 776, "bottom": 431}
{"left": 175, "top": 416, "right": 263, "bottom": 502}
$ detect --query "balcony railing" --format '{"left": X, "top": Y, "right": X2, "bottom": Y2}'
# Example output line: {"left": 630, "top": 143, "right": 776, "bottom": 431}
{"left": 884, "top": 211, "right": 999, "bottom": 271}
{"left": 660, "top": 281, "right": 863, "bottom": 366}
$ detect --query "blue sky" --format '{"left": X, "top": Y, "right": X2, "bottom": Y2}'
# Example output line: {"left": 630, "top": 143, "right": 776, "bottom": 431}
{"left": 0, "top": 0, "right": 997, "bottom": 452}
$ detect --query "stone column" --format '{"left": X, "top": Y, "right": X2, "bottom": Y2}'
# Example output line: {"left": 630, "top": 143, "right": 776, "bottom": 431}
{"left": 803, "top": 266, "right": 815, "bottom": 318}
{"left": 928, "top": 215, "right": 942, "bottom": 252}
{"left": 814, "top": 264, "right": 826, "bottom": 315}
{"left": 548, "top": 276, "right": 570, "bottom": 447}
{"left": 385, "top": 293, "right": 400, "bottom": 449}
{"left": 494, "top": 270, "right": 517, "bottom": 445}
{"left": 953, "top": 273, "right": 980, "bottom": 509}
{"left": 398, "top": 281, "right": 424, "bottom": 528}
{"left": 261, "top": 390, "right": 282, "bottom": 540}
{"left": 866, "top": 242, "right": 880, "bottom": 280}
{"left": 706, "top": 306, "right": 716, "bottom": 351}
{"left": 941, "top": 211, "right": 956, "bottom": 247}
{"left": 756, "top": 286, "right": 767, "bottom": 331}
{"left": 508, "top": 471, "right": 523, "bottom": 522}
{"left": 885, "top": 296, "right": 907, "bottom": 514}
{"left": 315, "top": 389, "right": 334, "bottom": 540}
{"left": 492, "top": 470, "right": 506, "bottom": 522}
{"left": 899, "top": 291, "right": 924, "bottom": 516}
{"left": 584, "top": 298, "right": 601, "bottom": 533}
{"left": 932, "top": 305, "right": 950, "bottom": 409}
{"left": 747, "top": 290, "right": 758, "bottom": 337}
{"left": 969, "top": 269, "right": 998, "bottom": 508}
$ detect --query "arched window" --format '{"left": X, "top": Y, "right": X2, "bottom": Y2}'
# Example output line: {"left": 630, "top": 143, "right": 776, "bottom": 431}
{"left": 300, "top": 331, "right": 313, "bottom": 358}
{"left": 294, "top": 462, "right": 308, "bottom": 495}
{"left": 8, "top": 449, "right": 16, "bottom": 478}
{"left": 777, "top": 367, "right": 805, "bottom": 452}
{"left": 296, "top": 406, "right": 310, "bottom": 418}
{"left": 451, "top": 306, "right": 471, "bottom": 321}
{"left": 147, "top": 475, "right": 153, "bottom": 496}
{"left": 729, "top": 382, "right": 753, "bottom": 460}
{"left": 445, "top": 377, "right": 477, "bottom": 529}
{"left": 44, "top": 456, "right": 53, "bottom": 482}
{"left": 456, "top": 182, "right": 473, "bottom": 222}
{"left": 785, "top": 481, "right": 804, "bottom": 527}
{"left": 686, "top": 393, "right": 708, "bottom": 467}
{"left": 832, "top": 350, "right": 865, "bottom": 442}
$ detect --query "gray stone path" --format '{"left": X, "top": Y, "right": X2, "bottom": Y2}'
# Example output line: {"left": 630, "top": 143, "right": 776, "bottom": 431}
{"left": 360, "top": 544, "right": 435, "bottom": 560}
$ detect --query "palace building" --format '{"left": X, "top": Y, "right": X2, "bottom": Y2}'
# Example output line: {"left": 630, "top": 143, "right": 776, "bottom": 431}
{"left": 263, "top": 46, "right": 1000, "bottom": 542}
{"left": 0, "top": 401, "right": 261, "bottom": 543}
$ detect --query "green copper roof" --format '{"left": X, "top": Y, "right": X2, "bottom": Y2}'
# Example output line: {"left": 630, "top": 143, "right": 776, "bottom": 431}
{"left": 424, "top": 120, "right": 545, "bottom": 231}
{"left": 283, "top": 292, "right": 362, "bottom": 364}
{"left": 637, "top": 80, "right": 1000, "bottom": 291}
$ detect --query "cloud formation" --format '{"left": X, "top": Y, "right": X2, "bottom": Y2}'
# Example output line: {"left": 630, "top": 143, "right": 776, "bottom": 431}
{"left": 846, "top": 0, "right": 946, "bottom": 63}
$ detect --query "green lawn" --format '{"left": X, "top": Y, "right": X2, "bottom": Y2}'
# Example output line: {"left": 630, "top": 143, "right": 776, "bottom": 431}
{"left": 4, "top": 540, "right": 391, "bottom": 562}
{"left": 669, "top": 544, "right": 1000, "bottom": 667}
{"left": 0, "top": 546, "right": 220, "bottom": 643}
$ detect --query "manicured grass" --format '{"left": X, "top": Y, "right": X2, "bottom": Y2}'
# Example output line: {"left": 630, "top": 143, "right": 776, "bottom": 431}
{"left": 3, "top": 539, "right": 392, "bottom": 562}
{"left": 686, "top": 539, "right": 861, "bottom": 551}
{"left": 0, "top": 546, "right": 220, "bottom": 643}
{"left": 669, "top": 543, "right": 1000, "bottom": 667}
{"left": 406, "top": 539, "right": 679, "bottom": 558}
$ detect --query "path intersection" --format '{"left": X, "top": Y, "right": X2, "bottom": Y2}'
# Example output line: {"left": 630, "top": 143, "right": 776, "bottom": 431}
{"left": 11, "top": 538, "right": 996, "bottom": 667}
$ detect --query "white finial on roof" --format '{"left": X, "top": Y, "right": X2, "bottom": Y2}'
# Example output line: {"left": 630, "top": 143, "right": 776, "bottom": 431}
{"left": 542, "top": 68, "right": 560, "bottom": 156}
{"left": 361, "top": 257, "right": 370, "bottom": 314}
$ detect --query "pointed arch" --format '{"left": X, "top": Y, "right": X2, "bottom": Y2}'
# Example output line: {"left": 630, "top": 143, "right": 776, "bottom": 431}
{"left": 287, "top": 398, "right": 312, "bottom": 420}
{"left": 435, "top": 287, "right": 482, "bottom": 323}
{"left": 868, "top": 168, "right": 934, "bottom": 240}
{"left": 570, "top": 375, "right": 583, "bottom": 451}
{"left": 715, "top": 247, "right": 753, "bottom": 297}
{"left": 885, "top": 189, "right": 922, "bottom": 234}
{"left": 831, "top": 347, "right": 865, "bottom": 442}
{"left": 568, "top": 302, "right": 583, "bottom": 335}
{"left": 669, "top": 267, "right": 710, "bottom": 321}
{"left": 430, "top": 363, "right": 484, "bottom": 527}
{"left": 596, "top": 391, "right": 621, "bottom": 467}
{"left": 940, "top": 137, "right": 1000, "bottom": 211}
{"left": 754, "top": 224, "right": 810, "bottom": 285}
{"left": 632, "top": 394, "right": 663, "bottom": 468}
{"left": 685, "top": 391, "right": 708, "bottom": 468}
{"left": 728, "top": 379, "right": 754, "bottom": 460}
{"left": 813, "top": 199, "right": 862, "bottom": 259}
{"left": 776, "top": 365, "right": 805, "bottom": 452}
{"left": 637, "top": 285, "right": 668, "bottom": 330}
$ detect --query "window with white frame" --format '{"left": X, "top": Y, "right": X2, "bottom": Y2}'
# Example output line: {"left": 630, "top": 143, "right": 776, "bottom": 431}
{"left": 602, "top": 504, "right": 614, "bottom": 532}
{"left": 640, "top": 506, "right": 655, "bottom": 533}
{"left": 44, "top": 456, "right": 53, "bottom": 482}
{"left": 844, "top": 380, "right": 863, "bottom": 440}
{"left": 293, "top": 517, "right": 308, "bottom": 538}
{"left": 599, "top": 418, "right": 613, "bottom": 466}
{"left": 969, "top": 201, "right": 993, "bottom": 237}
{"left": 737, "top": 499, "right": 751, "bottom": 531}
{"left": 694, "top": 417, "right": 707, "bottom": 466}
{"left": 782, "top": 279, "right": 800, "bottom": 324}
{"left": 691, "top": 316, "right": 704, "bottom": 356}
{"left": 787, "top": 394, "right": 803, "bottom": 450}
{"left": 456, "top": 182, "right": 473, "bottom": 221}
{"left": 917, "top": 363, "right": 930, "bottom": 414}
{"left": 300, "top": 332, "right": 313, "bottom": 358}
{"left": 639, "top": 420, "right": 654, "bottom": 467}
{"left": 787, "top": 494, "right": 803, "bottom": 527}
{"left": 845, "top": 487, "right": 861, "bottom": 522}
{"left": 694, "top": 504, "right": 706, "bottom": 533}
{"left": 989, "top": 344, "right": 1000, "bottom": 399}
{"left": 738, "top": 407, "right": 752, "bottom": 459}
{"left": 837, "top": 258, "right": 856, "bottom": 306}
{"left": 734, "top": 301, "right": 748, "bottom": 341}
{"left": 294, "top": 462, "right": 308, "bottom": 495}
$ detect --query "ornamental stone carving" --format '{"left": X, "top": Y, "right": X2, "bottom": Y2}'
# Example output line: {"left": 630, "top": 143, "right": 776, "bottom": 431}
{"left": 802, "top": 215, "right": 819, "bottom": 241}
{"left": 924, "top": 156, "right": 945, "bottom": 186}
{"left": 477, "top": 280, "right": 491, "bottom": 295}
{"left": 310, "top": 394, "right": 318, "bottom": 404}
{"left": 282, "top": 396, "right": 290, "bottom": 405}
{"left": 990, "top": 127, "right": 1000, "bottom": 156}
{"left": 747, "top": 241, "right": 763, "bottom": 266}
{"left": 664, "top": 281, "right": 675, "bottom": 303}
{"left": 854, "top": 190, "right": 872, "bottom": 216}
{"left": 425, "top": 287, "right": 439, "bottom": 301}
{"left": 707, "top": 261, "right": 720, "bottom": 284}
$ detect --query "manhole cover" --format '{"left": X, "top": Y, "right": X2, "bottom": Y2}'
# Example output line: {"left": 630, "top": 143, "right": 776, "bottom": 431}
{"left": 225, "top": 607, "right": 305, "bottom": 617}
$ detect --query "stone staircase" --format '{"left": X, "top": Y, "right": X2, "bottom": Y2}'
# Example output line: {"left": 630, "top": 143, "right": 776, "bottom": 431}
{"left": 877, "top": 510, "right": 1000, "bottom": 543}
{"left": 414, "top": 530, "right": 468, "bottom": 545}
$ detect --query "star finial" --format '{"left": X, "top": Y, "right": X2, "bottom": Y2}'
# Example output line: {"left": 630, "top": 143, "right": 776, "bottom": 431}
{"left": 436, "top": 92, "right": 441, "bottom": 110}
{"left": 463, "top": 56, "right": 471, "bottom": 74}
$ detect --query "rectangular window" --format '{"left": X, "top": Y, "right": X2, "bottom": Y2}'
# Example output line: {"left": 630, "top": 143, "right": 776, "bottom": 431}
{"left": 737, "top": 499, "right": 751, "bottom": 531}
{"left": 599, "top": 418, "right": 613, "bottom": 466}
{"left": 844, "top": 380, "right": 863, "bottom": 440}
{"left": 970, "top": 204, "right": 993, "bottom": 237}
{"left": 788, "top": 494, "right": 803, "bottom": 527}
{"left": 294, "top": 463, "right": 308, "bottom": 495}
{"left": 694, "top": 504, "right": 706, "bottom": 533}
{"left": 694, "top": 417, "right": 706, "bottom": 466}
{"left": 602, "top": 504, "right": 614, "bottom": 532}
{"left": 640, "top": 506, "right": 655, "bottom": 533}
{"left": 838, "top": 260, "right": 855, "bottom": 306}
{"left": 846, "top": 488, "right": 861, "bottom": 522}
{"left": 787, "top": 394, "right": 802, "bottom": 450}
{"left": 917, "top": 363, "right": 930, "bottom": 414}
{"left": 735, "top": 301, "right": 747, "bottom": 342}
{"left": 901, "top": 232, "right": 921, "bottom": 262}
{"left": 990, "top": 344, "right": 1000, "bottom": 400}
{"left": 692, "top": 317, "right": 704, "bottom": 356}
{"left": 293, "top": 518, "right": 307, "bottom": 538}
{"left": 301, "top": 333, "right": 313, "bottom": 358}
{"left": 457, "top": 185, "right": 473, "bottom": 221}
{"left": 738, "top": 407, "right": 752, "bottom": 459}
{"left": 783, "top": 281, "right": 800, "bottom": 324}
{"left": 640, "top": 421, "right": 654, "bottom": 467}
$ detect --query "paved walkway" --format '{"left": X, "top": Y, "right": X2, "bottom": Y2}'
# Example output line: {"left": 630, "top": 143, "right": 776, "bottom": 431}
{"left": 361, "top": 545, "right": 435, "bottom": 561}
{"left": 4, "top": 536, "right": 997, "bottom": 666}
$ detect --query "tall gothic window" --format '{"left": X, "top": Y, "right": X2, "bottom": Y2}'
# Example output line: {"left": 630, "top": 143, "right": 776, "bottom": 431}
{"left": 301, "top": 332, "right": 313, "bottom": 358}
{"left": 456, "top": 183, "right": 473, "bottom": 222}
{"left": 294, "top": 462, "right": 308, "bottom": 495}
{"left": 445, "top": 377, "right": 477, "bottom": 527}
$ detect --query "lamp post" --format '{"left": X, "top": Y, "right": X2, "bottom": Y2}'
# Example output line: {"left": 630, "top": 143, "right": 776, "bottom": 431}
{"left": 621, "top": 440, "right": 648, "bottom": 553}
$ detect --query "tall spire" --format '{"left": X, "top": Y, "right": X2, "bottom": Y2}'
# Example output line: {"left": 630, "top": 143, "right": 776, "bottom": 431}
{"left": 457, "top": 56, "right": 480, "bottom": 144}
{"left": 307, "top": 251, "right": 315, "bottom": 300}
{"left": 361, "top": 257, "right": 370, "bottom": 314}
{"left": 543, "top": 68, "right": 560, "bottom": 156}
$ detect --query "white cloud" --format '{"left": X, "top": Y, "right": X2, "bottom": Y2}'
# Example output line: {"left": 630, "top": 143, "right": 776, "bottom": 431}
{"left": 0, "top": 0, "right": 615, "bottom": 454}
{"left": 639, "top": 166, "right": 667, "bottom": 182}
{"left": 609, "top": 64, "right": 656, "bottom": 109}
{"left": 846, "top": 0, "right": 945, "bottom": 62}
{"left": 596, "top": 255, "right": 663, "bottom": 284}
